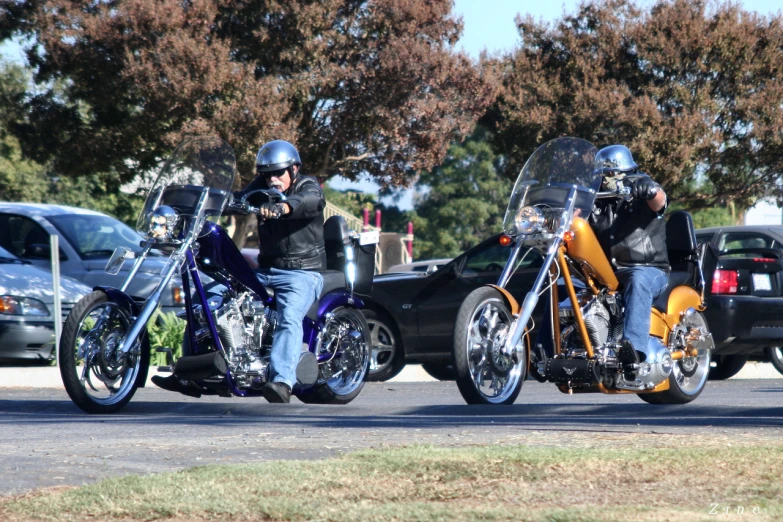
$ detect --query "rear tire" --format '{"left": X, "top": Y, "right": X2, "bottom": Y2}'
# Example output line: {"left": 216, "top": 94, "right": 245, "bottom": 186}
{"left": 452, "top": 287, "right": 525, "bottom": 405}
{"left": 298, "top": 307, "right": 370, "bottom": 405}
{"left": 765, "top": 347, "right": 783, "bottom": 376}
{"left": 59, "top": 291, "right": 149, "bottom": 414}
{"left": 363, "top": 309, "right": 405, "bottom": 382}
{"left": 708, "top": 354, "right": 748, "bottom": 381}
{"left": 639, "top": 311, "right": 711, "bottom": 405}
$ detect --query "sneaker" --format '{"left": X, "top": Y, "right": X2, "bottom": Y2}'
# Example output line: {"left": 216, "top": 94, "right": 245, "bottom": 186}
{"left": 618, "top": 340, "right": 640, "bottom": 380}
{"left": 262, "top": 381, "right": 291, "bottom": 403}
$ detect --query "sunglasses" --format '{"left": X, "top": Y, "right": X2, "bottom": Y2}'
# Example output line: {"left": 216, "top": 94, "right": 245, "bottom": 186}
{"left": 259, "top": 167, "right": 289, "bottom": 179}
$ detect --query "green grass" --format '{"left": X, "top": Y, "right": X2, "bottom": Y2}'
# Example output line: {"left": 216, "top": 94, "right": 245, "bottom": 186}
{"left": 1, "top": 444, "right": 782, "bottom": 521}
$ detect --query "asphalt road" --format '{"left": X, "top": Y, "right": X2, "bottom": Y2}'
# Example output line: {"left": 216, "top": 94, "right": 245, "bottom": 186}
{"left": 1, "top": 379, "right": 782, "bottom": 497}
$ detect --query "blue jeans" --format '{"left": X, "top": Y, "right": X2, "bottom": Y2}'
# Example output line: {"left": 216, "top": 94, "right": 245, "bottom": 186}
{"left": 615, "top": 267, "right": 668, "bottom": 353}
{"left": 256, "top": 268, "right": 323, "bottom": 389}
{"left": 535, "top": 268, "right": 667, "bottom": 357}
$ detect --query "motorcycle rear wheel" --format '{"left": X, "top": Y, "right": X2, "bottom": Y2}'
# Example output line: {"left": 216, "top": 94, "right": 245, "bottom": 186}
{"left": 639, "top": 311, "right": 711, "bottom": 405}
{"left": 452, "top": 287, "right": 526, "bottom": 405}
{"left": 59, "top": 291, "right": 149, "bottom": 414}
{"left": 298, "top": 307, "right": 370, "bottom": 405}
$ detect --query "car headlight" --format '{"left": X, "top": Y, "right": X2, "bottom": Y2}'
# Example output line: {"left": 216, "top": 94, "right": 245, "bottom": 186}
{"left": 0, "top": 296, "right": 49, "bottom": 316}
{"left": 149, "top": 205, "right": 180, "bottom": 240}
{"left": 508, "top": 206, "right": 545, "bottom": 236}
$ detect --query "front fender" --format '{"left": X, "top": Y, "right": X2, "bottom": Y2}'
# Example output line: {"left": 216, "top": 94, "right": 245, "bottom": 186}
{"left": 92, "top": 286, "right": 152, "bottom": 387}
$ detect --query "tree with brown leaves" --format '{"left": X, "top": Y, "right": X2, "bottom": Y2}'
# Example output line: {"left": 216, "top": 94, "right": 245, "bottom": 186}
{"left": 0, "top": 0, "right": 495, "bottom": 191}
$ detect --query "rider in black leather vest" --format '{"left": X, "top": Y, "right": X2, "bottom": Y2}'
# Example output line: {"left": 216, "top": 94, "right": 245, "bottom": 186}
{"left": 590, "top": 173, "right": 669, "bottom": 271}
{"left": 241, "top": 172, "right": 326, "bottom": 271}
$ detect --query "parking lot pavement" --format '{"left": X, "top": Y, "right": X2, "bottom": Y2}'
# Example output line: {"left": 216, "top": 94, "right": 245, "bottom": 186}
{"left": 0, "top": 363, "right": 439, "bottom": 389}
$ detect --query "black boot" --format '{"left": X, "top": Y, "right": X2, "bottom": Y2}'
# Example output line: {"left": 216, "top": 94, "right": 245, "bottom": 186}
{"left": 262, "top": 381, "right": 291, "bottom": 403}
{"left": 618, "top": 340, "right": 640, "bottom": 381}
{"left": 151, "top": 374, "right": 202, "bottom": 398}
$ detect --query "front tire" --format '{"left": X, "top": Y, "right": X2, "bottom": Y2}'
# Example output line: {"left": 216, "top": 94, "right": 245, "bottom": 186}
{"left": 421, "top": 363, "right": 456, "bottom": 381}
{"left": 298, "top": 307, "right": 370, "bottom": 405}
{"left": 452, "top": 287, "right": 526, "bottom": 405}
{"left": 59, "top": 291, "right": 149, "bottom": 414}
{"left": 639, "top": 311, "right": 711, "bottom": 405}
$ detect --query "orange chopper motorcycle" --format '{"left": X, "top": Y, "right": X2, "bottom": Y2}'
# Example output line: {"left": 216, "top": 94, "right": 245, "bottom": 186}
{"left": 452, "top": 137, "right": 717, "bottom": 405}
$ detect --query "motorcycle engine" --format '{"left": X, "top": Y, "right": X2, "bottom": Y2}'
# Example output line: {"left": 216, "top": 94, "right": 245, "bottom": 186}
{"left": 193, "top": 291, "right": 276, "bottom": 386}
{"left": 560, "top": 292, "right": 623, "bottom": 355}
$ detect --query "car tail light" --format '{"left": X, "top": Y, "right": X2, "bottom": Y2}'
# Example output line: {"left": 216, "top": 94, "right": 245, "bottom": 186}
{"left": 712, "top": 269, "right": 738, "bottom": 294}
{"left": 752, "top": 257, "right": 777, "bottom": 263}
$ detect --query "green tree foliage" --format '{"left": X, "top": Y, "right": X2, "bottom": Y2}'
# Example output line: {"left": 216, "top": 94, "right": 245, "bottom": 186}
{"left": 411, "top": 127, "right": 511, "bottom": 259}
{"left": 0, "top": 61, "right": 145, "bottom": 224}
{"left": 0, "top": 0, "right": 495, "bottom": 190}
{"left": 485, "top": 0, "right": 783, "bottom": 215}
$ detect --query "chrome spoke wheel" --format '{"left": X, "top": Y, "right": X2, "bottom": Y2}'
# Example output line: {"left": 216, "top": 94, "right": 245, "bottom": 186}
{"left": 59, "top": 291, "right": 147, "bottom": 413}
{"left": 461, "top": 295, "right": 524, "bottom": 404}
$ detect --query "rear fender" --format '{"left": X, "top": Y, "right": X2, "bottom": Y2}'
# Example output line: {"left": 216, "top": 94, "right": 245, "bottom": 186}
{"left": 92, "top": 286, "right": 152, "bottom": 387}
{"left": 649, "top": 285, "right": 703, "bottom": 339}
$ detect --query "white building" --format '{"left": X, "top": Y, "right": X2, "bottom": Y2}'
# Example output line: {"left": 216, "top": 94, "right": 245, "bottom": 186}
{"left": 744, "top": 199, "right": 783, "bottom": 226}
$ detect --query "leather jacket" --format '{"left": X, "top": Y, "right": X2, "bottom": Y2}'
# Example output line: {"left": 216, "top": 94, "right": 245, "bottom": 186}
{"left": 239, "top": 173, "right": 326, "bottom": 271}
{"left": 589, "top": 174, "right": 669, "bottom": 271}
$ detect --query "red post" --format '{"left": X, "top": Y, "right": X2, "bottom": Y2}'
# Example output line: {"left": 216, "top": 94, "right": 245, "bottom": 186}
{"left": 363, "top": 208, "right": 370, "bottom": 231}
{"left": 375, "top": 209, "right": 381, "bottom": 229}
{"left": 406, "top": 221, "right": 413, "bottom": 259}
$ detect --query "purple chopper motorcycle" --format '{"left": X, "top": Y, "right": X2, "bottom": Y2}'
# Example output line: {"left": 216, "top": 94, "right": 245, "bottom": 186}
{"left": 59, "top": 137, "right": 374, "bottom": 413}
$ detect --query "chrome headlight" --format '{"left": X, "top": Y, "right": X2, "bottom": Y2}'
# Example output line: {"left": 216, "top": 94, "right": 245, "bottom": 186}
{"left": 149, "top": 205, "right": 180, "bottom": 240}
{"left": 509, "top": 206, "right": 545, "bottom": 236}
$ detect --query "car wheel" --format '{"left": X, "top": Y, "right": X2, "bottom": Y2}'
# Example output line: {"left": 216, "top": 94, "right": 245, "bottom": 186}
{"left": 363, "top": 309, "right": 405, "bottom": 382}
{"left": 420, "top": 363, "right": 455, "bottom": 381}
{"left": 708, "top": 354, "right": 748, "bottom": 380}
{"left": 765, "top": 346, "right": 783, "bottom": 376}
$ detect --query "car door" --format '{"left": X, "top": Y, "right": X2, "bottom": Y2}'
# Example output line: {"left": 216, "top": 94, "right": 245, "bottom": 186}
{"left": 412, "top": 237, "right": 542, "bottom": 355}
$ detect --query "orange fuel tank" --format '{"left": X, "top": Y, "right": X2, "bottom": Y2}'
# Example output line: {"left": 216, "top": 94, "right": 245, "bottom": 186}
{"left": 565, "top": 217, "right": 619, "bottom": 291}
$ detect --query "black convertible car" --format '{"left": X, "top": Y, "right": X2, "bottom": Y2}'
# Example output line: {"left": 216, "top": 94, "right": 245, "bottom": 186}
{"left": 359, "top": 234, "right": 544, "bottom": 381}
{"left": 695, "top": 225, "right": 783, "bottom": 379}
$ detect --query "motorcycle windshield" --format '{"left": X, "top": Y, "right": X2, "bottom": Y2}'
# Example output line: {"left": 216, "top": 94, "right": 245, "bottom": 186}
{"left": 503, "top": 137, "right": 601, "bottom": 234}
{"left": 136, "top": 137, "right": 236, "bottom": 238}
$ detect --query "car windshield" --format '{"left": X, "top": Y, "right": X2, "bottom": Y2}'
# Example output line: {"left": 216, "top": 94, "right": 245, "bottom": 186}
{"left": 0, "top": 244, "right": 21, "bottom": 260}
{"left": 48, "top": 214, "right": 147, "bottom": 259}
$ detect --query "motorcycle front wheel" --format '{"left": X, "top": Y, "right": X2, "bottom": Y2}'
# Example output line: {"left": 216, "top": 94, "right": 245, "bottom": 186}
{"left": 298, "top": 306, "right": 370, "bottom": 405}
{"left": 452, "top": 286, "right": 526, "bottom": 405}
{"left": 639, "top": 311, "right": 711, "bottom": 405}
{"left": 59, "top": 291, "right": 149, "bottom": 414}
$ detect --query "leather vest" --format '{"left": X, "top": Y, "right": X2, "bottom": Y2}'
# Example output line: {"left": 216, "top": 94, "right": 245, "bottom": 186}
{"left": 242, "top": 174, "right": 326, "bottom": 271}
{"left": 589, "top": 176, "right": 669, "bottom": 271}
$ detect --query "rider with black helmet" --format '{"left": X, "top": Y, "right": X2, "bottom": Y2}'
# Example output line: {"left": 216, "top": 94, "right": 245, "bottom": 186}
{"left": 240, "top": 139, "right": 326, "bottom": 403}
{"left": 591, "top": 144, "right": 669, "bottom": 379}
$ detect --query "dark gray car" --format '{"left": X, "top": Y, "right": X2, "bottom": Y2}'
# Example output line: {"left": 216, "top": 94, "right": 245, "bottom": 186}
{"left": 0, "top": 203, "right": 186, "bottom": 315}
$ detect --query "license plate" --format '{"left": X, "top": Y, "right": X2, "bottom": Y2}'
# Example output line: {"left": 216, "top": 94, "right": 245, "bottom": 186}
{"left": 752, "top": 273, "right": 772, "bottom": 291}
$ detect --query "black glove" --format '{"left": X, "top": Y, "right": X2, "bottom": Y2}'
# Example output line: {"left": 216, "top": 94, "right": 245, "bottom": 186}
{"left": 259, "top": 202, "right": 285, "bottom": 219}
{"left": 631, "top": 177, "right": 659, "bottom": 200}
